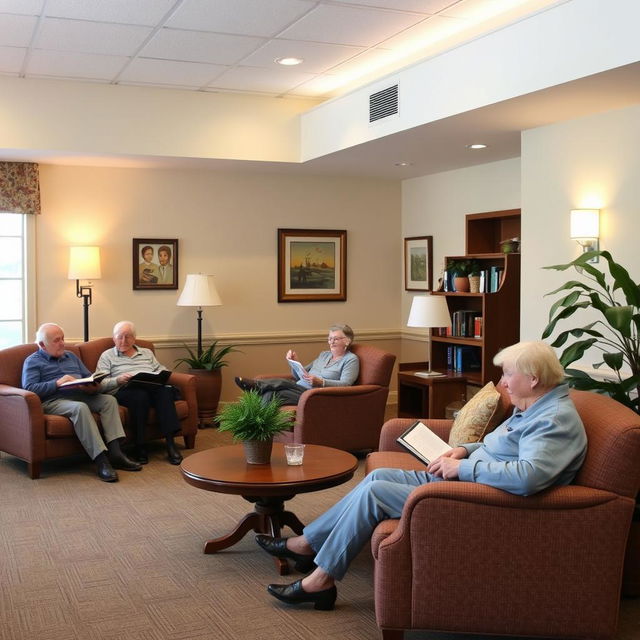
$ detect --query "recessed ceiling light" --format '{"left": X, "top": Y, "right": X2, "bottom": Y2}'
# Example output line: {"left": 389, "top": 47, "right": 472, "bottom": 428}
{"left": 275, "top": 57, "right": 303, "bottom": 66}
{"left": 466, "top": 143, "right": 488, "bottom": 150}
{"left": 394, "top": 161, "right": 413, "bottom": 167}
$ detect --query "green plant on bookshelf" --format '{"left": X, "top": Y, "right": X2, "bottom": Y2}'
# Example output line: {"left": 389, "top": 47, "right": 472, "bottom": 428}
{"left": 447, "top": 258, "right": 481, "bottom": 276}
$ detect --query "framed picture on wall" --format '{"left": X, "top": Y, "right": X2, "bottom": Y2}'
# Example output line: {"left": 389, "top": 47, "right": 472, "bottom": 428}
{"left": 404, "top": 236, "right": 433, "bottom": 291}
{"left": 278, "top": 228, "right": 347, "bottom": 302}
{"left": 132, "top": 238, "right": 179, "bottom": 290}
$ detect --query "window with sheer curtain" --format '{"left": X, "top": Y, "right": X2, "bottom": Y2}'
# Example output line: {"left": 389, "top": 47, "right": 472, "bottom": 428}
{"left": 0, "top": 212, "right": 28, "bottom": 348}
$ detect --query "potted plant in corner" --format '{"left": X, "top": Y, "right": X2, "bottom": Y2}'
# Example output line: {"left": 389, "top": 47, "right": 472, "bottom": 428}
{"left": 215, "top": 390, "right": 294, "bottom": 464}
{"left": 174, "top": 341, "right": 240, "bottom": 427}
{"left": 542, "top": 249, "right": 640, "bottom": 585}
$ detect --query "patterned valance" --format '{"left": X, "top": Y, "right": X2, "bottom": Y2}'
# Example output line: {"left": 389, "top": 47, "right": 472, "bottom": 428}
{"left": 0, "top": 162, "right": 41, "bottom": 215}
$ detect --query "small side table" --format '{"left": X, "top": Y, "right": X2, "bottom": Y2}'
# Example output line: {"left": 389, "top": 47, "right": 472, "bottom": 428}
{"left": 397, "top": 368, "right": 467, "bottom": 419}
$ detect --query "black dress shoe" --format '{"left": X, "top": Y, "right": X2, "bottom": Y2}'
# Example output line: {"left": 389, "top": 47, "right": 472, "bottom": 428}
{"left": 255, "top": 534, "right": 316, "bottom": 573}
{"left": 235, "top": 376, "right": 258, "bottom": 392}
{"left": 166, "top": 442, "right": 183, "bottom": 465}
{"left": 267, "top": 579, "right": 336, "bottom": 610}
{"left": 95, "top": 456, "right": 118, "bottom": 482}
{"left": 109, "top": 453, "right": 142, "bottom": 471}
{"left": 134, "top": 447, "right": 149, "bottom": 465}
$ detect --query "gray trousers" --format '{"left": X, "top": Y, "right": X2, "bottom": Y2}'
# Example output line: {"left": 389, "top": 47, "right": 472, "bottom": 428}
{"left": 42, "top": 393, "right": 126, "bottom": 460}
{"left": 304, "top": 467, "right": 442, "bottom": 580}
{"left": 254, "top": 378, "right": 305, "bottom": 405}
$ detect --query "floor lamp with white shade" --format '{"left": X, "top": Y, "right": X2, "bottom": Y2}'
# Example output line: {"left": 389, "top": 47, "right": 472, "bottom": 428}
{"left": 176, "top": 274, "right": 222, "bottom": 357}
{"left": 407, "top": 294, "right": 451, "bottom": 378}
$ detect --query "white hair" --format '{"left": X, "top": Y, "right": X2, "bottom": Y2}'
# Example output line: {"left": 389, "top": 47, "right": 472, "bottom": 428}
{"left": 113, "top": 321, "right": 136, "bottom": 337}
{"left": 35, "top": 323, "right": 63, "bottom": 345}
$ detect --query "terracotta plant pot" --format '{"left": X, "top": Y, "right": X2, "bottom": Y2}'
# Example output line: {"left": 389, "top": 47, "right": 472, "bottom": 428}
{"left": 243, "top": 439, "right": 273, "bottom": 465}
{"left": 453, "top": 276, "right": 470, "bottom": 292}
{"left": 188, "top": 368, "right": 222, "bottom": 427}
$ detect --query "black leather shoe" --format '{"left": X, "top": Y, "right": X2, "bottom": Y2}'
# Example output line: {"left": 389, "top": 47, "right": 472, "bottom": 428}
{"left": 167, "top": 442, "right": 183, "bottom": 465}
{"left": 134, "top": 447, "right": 149, "bottom": 465}
{"left": 109, "top": 453, "right": 142, "bottom": 471}
{"left": 255, "top": 534, "right": 316, "bottom": 573}
{"left": 95, "top": 456, "right": 118, "bottom": 482}
{"left": 235, "top": 376, "right": 258, "bottom": 392}
{"left": 267, "top": 579, "right": 336, "bottom": 610}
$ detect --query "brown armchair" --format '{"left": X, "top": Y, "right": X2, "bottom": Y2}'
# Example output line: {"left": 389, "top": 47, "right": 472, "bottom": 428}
{"left": 365, "top": 389, "right": 640, "bottom": 640}
{"left": 0, "top": 338, "right": 198, "bottom": 478}
{"left": 258, "top": 343, "right": 396, "bottom": 452}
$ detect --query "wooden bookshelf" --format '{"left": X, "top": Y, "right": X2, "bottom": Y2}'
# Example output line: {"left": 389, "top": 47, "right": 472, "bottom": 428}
{"left": 433, "top": 209, "right": 521, "bottom": 386}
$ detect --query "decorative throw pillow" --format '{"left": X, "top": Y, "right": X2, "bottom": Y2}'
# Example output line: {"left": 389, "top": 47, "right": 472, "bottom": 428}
{"left": 447, "top": 381, "right": 505, "bottom": 447}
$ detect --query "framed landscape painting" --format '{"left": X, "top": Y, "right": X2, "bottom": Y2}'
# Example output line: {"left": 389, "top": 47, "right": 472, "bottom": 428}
{"left": 278, "top": 229, "right": 347, "bottom": 302}
{"left": 132, "top": 238, "right": 179, "bottom": 290}
{"left": 404, "top": 235, "right": 433, "bottom": 291}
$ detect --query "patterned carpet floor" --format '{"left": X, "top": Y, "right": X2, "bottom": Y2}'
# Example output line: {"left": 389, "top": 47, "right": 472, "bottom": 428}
{"left": 1, "top": 426, "right": 638, "bottom": 640}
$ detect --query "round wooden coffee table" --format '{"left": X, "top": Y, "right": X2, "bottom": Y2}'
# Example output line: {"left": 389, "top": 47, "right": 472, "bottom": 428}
{"left": 181, "top": 443, "right": 358, "bottom": 574}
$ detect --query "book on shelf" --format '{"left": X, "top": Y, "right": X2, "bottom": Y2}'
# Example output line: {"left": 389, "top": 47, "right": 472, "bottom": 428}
{"left": 125, "top": 370, "right": 171, "bottom": 388}
{"left": 447, "top": 345, "right": 481, "bottom": 372}
{"left": 473, "top": 316, "right": 483, "bottom": 338}
{"left": 397, "top": 420, "right": 452, "bottom": 466}
{"left": 59, "top": 371, "right": 108, "bottom": 388}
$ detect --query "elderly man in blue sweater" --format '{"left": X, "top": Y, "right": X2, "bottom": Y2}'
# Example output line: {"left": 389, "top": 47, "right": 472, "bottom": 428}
{"left": 256, "top": 341, "right": 588, "bottom": 611}
{"left": 22, "top": 323, "right": 141, "bottom": 482}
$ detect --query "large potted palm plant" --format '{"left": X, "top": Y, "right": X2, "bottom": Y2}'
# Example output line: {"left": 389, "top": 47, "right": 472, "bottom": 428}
{"left": 542, "top": 249, "right": 640, "bottom": 596}
{"left": 215, "top": 390, "right": 294, "bottom": 464}
{"left": 174, "top": 341, "right": 239, "bottom": 427}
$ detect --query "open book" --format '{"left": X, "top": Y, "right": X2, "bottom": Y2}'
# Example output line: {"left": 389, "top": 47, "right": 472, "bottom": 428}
{"left": 59, "top": 371, "right": 108, "bottom": 389}
{"left": 125, "top": 370, "right": 171, "bottom": 388}
{"left": 397, "top": 421, "right": 452, "bottom": 466}
{"left": 286, "top": 358, "right": 312, "bottom": 389}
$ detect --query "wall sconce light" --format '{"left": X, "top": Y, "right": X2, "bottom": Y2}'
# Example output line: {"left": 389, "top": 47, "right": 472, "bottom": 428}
{"left": 68, "top": 246, "right": 101, "bottom": 342}
{"left": 570, "top": 209, "right": 600, "bottom": 263}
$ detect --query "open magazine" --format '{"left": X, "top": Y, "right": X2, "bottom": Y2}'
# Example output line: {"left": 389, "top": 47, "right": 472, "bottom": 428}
{"left": 397, "top": 421, "right": 452, "bottom": 466}
{"left": 59, "top": 371, "right": 108, "bottom": 388}
{"left": 286, "top": 358, "right": 312, "bottom": 389}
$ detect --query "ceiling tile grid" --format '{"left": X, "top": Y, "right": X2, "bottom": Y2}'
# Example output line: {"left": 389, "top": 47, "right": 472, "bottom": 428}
{"left": 0, "top": 0, "right": 565, "bottom": 97}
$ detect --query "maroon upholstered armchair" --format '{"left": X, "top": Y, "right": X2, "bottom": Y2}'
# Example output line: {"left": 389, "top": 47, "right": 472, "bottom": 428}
{"left": 258, "top": 343, "right": 396, "bottom": 453}
{"left": 365, "top": 389, "right": 640, "bottom": 640}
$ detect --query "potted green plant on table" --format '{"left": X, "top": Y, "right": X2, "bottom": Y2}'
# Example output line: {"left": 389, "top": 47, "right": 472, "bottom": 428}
{"left": 174, "top": 341, "right": 240, "bottom": 427}
{"left": 215, "top": 390, "right": 294, "bottom": 464}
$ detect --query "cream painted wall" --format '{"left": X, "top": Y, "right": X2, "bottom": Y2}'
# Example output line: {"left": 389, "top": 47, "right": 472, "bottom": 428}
{"left": 521, "top": 104, "right": 640, "bottom": 361}
{"left": 36, "top": 164, "right": 401, "bottom": 400}
{"left": 400, "top": 158, "right": 521, "bottom": 362}
{"left": 0, "top": 76, "right": 318, "bottom": 162}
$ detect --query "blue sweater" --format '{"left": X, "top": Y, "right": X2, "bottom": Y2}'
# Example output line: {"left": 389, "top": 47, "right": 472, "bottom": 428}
{"left": 22, "top": 349, "right": 91, "bottom": 400}
{"left": 290, "top": 350, "right": 359, "bottom": 388}
{"left": 457, "top": 383, "right": 587, "bottom": 496}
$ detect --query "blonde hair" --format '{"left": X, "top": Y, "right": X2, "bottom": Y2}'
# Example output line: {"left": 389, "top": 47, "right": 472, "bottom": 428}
{"left": 493, "top": 341, "right": 565, "bottom": 387}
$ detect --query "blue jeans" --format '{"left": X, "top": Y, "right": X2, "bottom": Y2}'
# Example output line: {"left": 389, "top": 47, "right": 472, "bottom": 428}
{"left": 303, "top": 467, "right": 442, "bottom": 580}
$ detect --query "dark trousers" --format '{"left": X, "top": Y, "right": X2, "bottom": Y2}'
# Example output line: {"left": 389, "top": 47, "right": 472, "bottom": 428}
{"left": 115, "top": 385, "right": 179, "bottom": 445}
{"left": 255, "top": 378, "right": 305, "bottom": 406}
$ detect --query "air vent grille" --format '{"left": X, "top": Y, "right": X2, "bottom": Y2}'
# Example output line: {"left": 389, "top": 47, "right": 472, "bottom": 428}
{"left": 369, "top": 84, "right": 398, "bottom": 123}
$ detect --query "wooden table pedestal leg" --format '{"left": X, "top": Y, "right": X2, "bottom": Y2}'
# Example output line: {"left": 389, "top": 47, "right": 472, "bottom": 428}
{"left": 203, "top": 495, "right": 304, "bottom": 575}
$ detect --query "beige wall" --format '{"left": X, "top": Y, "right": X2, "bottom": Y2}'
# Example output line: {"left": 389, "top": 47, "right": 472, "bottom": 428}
{"left": 36, "top": 164, "right": 401, "bottom": 401}
{"left": 521, "top": 103, "right": 640, "bottom": 366}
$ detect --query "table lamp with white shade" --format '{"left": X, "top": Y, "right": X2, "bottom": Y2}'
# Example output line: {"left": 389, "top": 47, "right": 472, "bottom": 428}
{"left": 407, "top": 294, "right": 451, "bottom": 377}
{"left": 176, "top": 274, "right": 222, "bottom": 357}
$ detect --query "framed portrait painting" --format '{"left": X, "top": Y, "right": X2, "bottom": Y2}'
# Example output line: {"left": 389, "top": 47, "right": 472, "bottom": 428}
{"left": 278, "top": 229, "right": 347, "bottom": 302}
{"left": 404, "top": 236, "right": 433, "bottom": 291}
{"left": 132, "top": 238, "right": 179, "bottom": 290}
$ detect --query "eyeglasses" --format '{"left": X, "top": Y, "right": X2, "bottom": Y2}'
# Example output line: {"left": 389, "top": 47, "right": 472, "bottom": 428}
{"left": 328, "top": 336, "right": 346, "bottom": 342}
